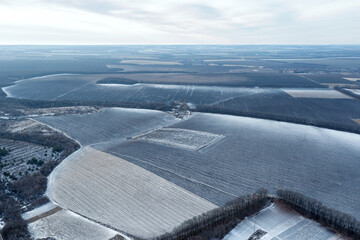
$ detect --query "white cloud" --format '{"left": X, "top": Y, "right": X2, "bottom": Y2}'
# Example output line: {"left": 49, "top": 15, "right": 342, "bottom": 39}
{"left": 0, "top": 0, "right": 359, "bottom": 44}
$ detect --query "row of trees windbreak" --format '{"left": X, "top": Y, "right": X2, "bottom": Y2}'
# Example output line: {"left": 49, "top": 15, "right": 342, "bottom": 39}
{"left": 276, "top": 189, "right": 360, "bottom": 239}
{"left": 153, "top": 189, "right": 268, "bottom": 240}
{"left": 152, "top": 189, "right": 360, "bottom": 240}
{"left": 334, "top": 86, "right": 360, "bottom": 101}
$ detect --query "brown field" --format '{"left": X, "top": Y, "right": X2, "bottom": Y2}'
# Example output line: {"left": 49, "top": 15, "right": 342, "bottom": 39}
{"left": 353, "top": 119, "right": 360, "bottom": 125}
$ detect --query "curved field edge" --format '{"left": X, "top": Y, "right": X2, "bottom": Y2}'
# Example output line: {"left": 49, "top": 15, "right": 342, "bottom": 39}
{"left": 36, "top": 108, "right": 179, "bottom": 146}
{"left": 46, "top": 146, "right": 217, "bottom": 238}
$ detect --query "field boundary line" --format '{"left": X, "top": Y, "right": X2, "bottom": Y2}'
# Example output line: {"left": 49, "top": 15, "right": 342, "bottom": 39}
{"left": 112, "top": 152, "right": 237, "bottom": 198}
{"left": 26, "top": 206, "right": 63, "bottom": 223}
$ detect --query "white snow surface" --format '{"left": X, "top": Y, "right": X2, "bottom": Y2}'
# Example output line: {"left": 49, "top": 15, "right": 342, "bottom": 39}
{"left": 47, "top": 146, "right": 217, "bottom": 238}
{"left": 283, "top": 89, "right": 351, "bottom": 99}
{"left": 223, "top": 203, "right": 348, "bottom": 240}
{"left": 28, "top": 209, "right": 120, "bottom": 240}
{"left": 37, "top": 107, "right": 178, "bottom": 146}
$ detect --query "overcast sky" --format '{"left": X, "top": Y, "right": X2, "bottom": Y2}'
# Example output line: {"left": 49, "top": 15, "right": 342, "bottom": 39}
{"left": 0, "top": 0, "right": 359, "bottom": 44}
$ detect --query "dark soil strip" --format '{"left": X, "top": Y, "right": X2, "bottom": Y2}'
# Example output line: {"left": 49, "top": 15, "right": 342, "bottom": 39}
{"left": 26, "top": 206, "right": 63, "bottom": 223}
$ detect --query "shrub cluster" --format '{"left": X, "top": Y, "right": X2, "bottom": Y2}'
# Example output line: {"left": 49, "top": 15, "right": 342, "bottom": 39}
{"left": 27, "top": 157, "right": 44, "bottom": 166}
{"left": 0, "top": 182, "right": 31, "bottom": 240}
{"left": 0, "top": 147, "right": 9, "bottom": 158}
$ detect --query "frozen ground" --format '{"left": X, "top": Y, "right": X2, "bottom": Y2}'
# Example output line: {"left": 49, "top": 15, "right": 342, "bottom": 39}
{"left": 283, "top": 89, "right": 351, "bottom": 99}
{"left": 103, "top": 112, "right": 360, "bottom": 218}
{"left": 28, "top": 209, "right": 121, "bottom": 240}
{"left": 47, "top": 147, "right": 216, "bottom": 238}
{"left": 132, "top": 127, "right": 223, "bottom": 151}
{"left": 223, "top": 202, "right": 348, "bottom": 240}
{"left": 2, "top": 73, "right": 311, "bottom": 105}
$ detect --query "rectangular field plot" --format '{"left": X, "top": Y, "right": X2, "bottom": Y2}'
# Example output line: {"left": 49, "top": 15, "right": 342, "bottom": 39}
{"left": 120, "top": 60, "right": 183, "bottom": 65}
{"left": 132, "top": 128, "right": 224, "bottom": 151}
{"left": 283, "top": 89, "right": 351, "bottom": 99}
{"left": 223, "top": 202, "right": 347, "bottom": 240}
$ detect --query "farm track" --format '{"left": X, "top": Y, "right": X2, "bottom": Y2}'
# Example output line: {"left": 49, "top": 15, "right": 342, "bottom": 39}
{"left": 26, "top": 206, "right": 63, "bottom": 223}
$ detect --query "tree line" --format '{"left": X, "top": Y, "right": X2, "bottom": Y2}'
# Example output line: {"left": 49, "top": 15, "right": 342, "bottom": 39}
{"left": 0, "top": 127, "right": 80, "bottom": 239}
{"left": 334, "top": 86, "right": 360, "bottom": 101}
{"left": 276, "top": 189, "right": 360, "bottom": 239}
{"left": 195, "top": 105, "right": 360, "bottom": 134}
{"left": 152, "top": 189, "right": 268, "bottom": 240}
{"left": 0, "top": 182, "right": 31, "bottom": 240}
{"left": 0, "top": 97, "right": 174, "bottom": 117}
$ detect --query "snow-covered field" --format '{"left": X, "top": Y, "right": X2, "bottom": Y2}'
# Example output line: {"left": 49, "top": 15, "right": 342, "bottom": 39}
{"left": 37, "top": 108, "right": 178, "bottom": 146}
{"left": 35, "top": 108, "right": 360, "bottom": 238}
{"left": 283, "top": 89, "right": 351, "bottom": 99}
{"left": 132, "top": 127, "right": 224, "bottom": 151}
{"left": 28, "top": 209, "right": 120, "bottom": 240}
{"left": 223, "top": 202, "right": 348, "bottom": 240}
{"left": 120, "top": 60, "right": 183, "bottom": 65}
{"left": 343, "top": 77, "right": 360, "bottom": 82}
{"left": 47, "top": 147, "right": 217, "bottom": 238}
{"left": 104, "top": 112, "right": 360, "bottom": 218}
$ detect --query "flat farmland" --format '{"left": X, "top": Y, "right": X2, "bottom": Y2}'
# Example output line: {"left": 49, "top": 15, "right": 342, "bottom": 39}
{"left": 3, "top": 74, "right": 271, "bottom": 105}
{"left": 3, "top": 72, "right": 323, "bottom": 103}
{"left": 214, "top": 89, "right": 360, "bottom": 126}
{"left": 47, "top": 147, "right": 216, "bottom": 238}
{"left": 102, "top": 112, "right": 360, "bottom": 219}
{"left": 283, "top": 89, "right": 350, "bottom": 99}
{"left": 37, "top": 108, "right": 178, "bottom": 146}
{"left": 120, "top": 60, "right": 183, "bottom": 65}
{"left": 4, "top": 73, "right": 359, "bottom": 129}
